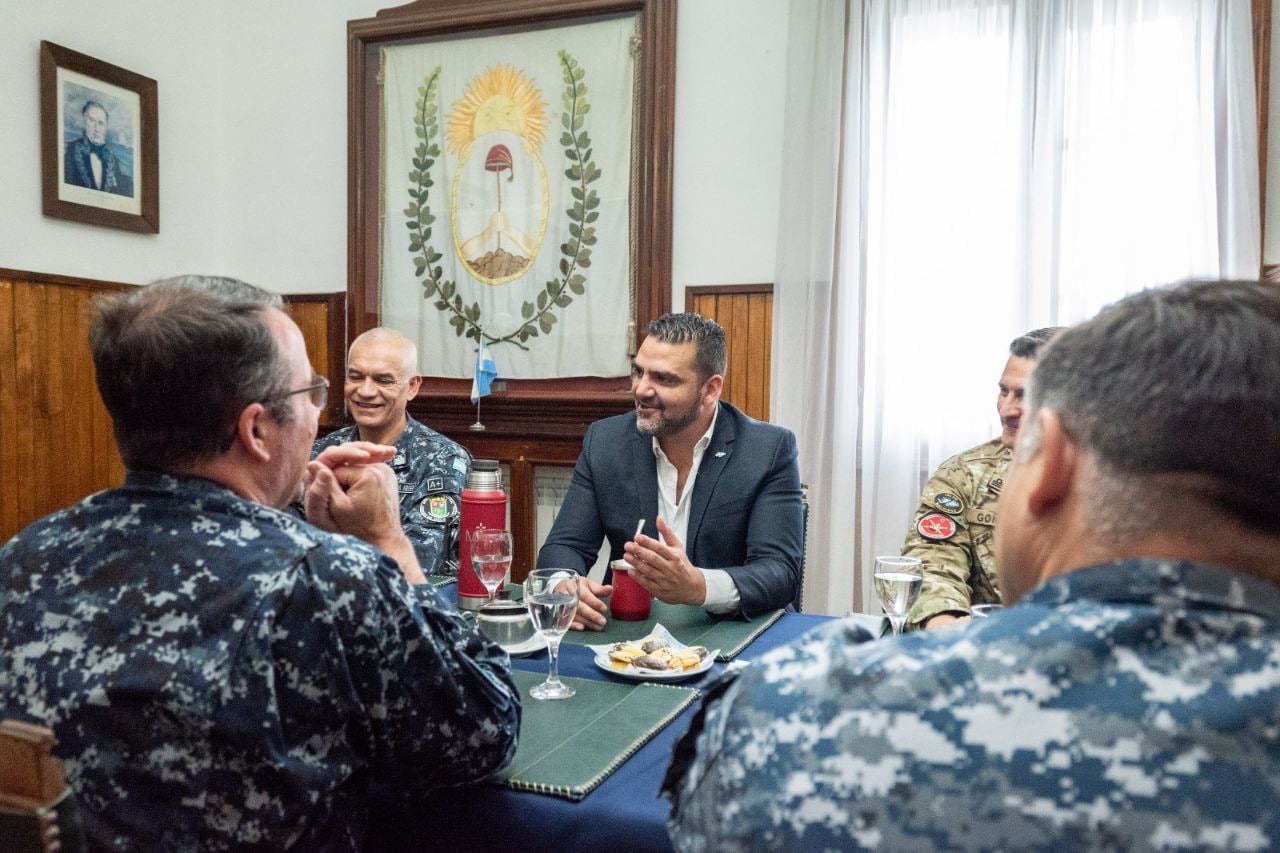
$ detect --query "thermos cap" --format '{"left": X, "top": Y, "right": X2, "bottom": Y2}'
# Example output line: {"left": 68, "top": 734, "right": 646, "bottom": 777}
{"left": 467, "top": 459, "right": 503, "bottom": 490}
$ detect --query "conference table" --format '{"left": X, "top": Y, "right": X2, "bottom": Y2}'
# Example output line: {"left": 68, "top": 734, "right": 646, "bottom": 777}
{"left": 368, "top": 588, "right": 842, "bottom": 852}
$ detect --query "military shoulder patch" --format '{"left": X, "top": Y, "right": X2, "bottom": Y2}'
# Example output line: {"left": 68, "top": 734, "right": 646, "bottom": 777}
{"left": 917, "top": 512, "right": 958, "bottom": 541}
{"left": 421, "top": 493, "right": 459, "bottom": 525}
{"left": 426, "top": 476, "right": 444, "bottom": 492}
{"left": 932, "top": 492, "right": 964, "bottom": 514}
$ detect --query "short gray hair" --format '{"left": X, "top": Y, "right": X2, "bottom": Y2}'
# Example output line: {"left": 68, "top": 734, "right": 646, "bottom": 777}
{"left": 349, "top": 327, "right": 419, "bottom": 377}
{"left": 91, "top": 275, "right": 293, "bottom": 471}
{"left": 1020, "top": 280, "right": 1280, "bottom": 535}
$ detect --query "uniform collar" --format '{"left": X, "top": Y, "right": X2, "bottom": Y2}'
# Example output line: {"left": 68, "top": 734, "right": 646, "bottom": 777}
{"left": 1021, "top": 558, "right": 1280, "bottom": 621}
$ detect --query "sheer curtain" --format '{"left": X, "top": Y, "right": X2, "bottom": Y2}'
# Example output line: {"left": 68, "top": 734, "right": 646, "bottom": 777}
{"left": 773, "top": 0, "right": 1260, "bottom": 616}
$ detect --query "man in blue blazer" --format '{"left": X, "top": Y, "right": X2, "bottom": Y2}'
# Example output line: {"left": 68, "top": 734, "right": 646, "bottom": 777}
{"left": 538, "top": 313, "right": 803, "bottom": 627}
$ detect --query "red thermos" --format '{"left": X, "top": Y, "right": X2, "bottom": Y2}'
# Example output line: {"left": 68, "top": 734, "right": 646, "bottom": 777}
{"left": 458, "top": 460, "right": 507, "bottom": 611}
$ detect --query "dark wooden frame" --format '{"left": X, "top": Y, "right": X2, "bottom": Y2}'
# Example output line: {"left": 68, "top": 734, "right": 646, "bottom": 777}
{"left": 40, "top": 41, "right": 159, "bottom": 234}
{"left": 347, "top": 0, "right": 675, "bottom": 439}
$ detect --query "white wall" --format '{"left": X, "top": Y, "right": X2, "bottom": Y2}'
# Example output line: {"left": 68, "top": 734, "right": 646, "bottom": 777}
{"left": 672, "top": 0, "right": 790, "bottom": 308}
{"left": 0, "top": 0, "right": 787, "bottom": 297}
{"left": 0, "top": 0, "right": 228, "bottom": 282}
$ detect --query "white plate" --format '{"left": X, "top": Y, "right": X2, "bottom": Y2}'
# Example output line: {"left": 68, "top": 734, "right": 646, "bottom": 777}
{"left": 587, "top": 624, "right": 719, "bottom": 682}
{"left": 500, "top": 635, "right": 547, "bottom": 657}
{"left": 592, "top": 650, "right": 715, "bottom": 681}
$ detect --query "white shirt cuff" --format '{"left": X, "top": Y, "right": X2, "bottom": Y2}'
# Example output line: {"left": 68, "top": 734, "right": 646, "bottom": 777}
{"left": 700, "top": 568, "right": 741, "bottom": 614}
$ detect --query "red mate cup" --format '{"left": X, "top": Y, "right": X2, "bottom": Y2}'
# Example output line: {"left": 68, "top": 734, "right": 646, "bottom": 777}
{"left": 609, "top": 559, "right": 651, "bottom": 621}
{"left": 458, "top": 460, "right": 506, "bottom": 611}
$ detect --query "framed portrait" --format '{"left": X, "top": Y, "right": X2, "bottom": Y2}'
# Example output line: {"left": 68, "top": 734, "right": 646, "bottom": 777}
{"left": 348, "top": 0, "right": 674, "bottom": 433}
{"left": 40, "top": 41, "right": 159, "bottom": 234}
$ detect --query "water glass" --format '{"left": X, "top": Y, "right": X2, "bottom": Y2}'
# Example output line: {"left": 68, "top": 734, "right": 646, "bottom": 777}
{"left": 470, "top": 528, "right": 513, "bottom": 606}
{"left": 873, "top": 556, "right": 923, "bottom": 637}
{"left": 524, "top": 569, "right": 579, "bottom": 700}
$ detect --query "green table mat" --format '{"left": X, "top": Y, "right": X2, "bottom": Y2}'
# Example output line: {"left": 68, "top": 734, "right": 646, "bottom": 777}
{"left": 561, "top": 600, "right": 783, "bottom": 661}
{"left": 498, "top": 669, "right": 697, "bottom": 801}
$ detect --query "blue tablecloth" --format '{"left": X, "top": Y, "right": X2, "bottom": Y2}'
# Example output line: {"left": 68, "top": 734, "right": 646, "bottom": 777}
{"left": 367, "top": 610, "right": 830, "bottom": 852}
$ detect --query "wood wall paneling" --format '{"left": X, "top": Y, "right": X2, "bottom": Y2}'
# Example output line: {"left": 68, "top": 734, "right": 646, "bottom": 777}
{"left": 0, "top": 280, "right": 16, "bottom": 540}
{"left": 0, "top": 270, "right": 130, "bottom": 545}
{"left": 0, "top": 270, "right": 770, "bottom": 582}
{"left": 685, "top": 284, "right": 774, "bottom": 423}
{"left": 282, "top": 293, "right": 346, "bottom": 428}
{"left": 0, "top": 273, "right": 346, "bottom": 546}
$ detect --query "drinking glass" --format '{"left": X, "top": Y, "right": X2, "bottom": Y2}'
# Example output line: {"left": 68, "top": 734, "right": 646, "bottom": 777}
{"left": 524, "top": 569, "right": 579, "bottom": 700}
{"left": 873, "top": 556, "right": 923, "bottom": 637}
{"left": 470, "top": 528, "right": 513, "bottom": 606}
{"left": 970, "top": 603, "right": 1004, "bottom": 619}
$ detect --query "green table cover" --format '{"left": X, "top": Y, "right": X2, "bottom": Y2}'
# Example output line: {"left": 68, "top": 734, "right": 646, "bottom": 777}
{"left": 498, "top": 670, "right": 698, "bottom": 801}
{"left": 561, "top": 600, "right": 783, "bottom": 661}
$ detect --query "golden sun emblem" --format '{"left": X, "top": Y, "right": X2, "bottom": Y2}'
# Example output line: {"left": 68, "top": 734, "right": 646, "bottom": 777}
{"left": 447, "top": 64, "right": 551, "bottom": 286}
{"left": 447, "top": 64, "right": 549, "bottom": 155}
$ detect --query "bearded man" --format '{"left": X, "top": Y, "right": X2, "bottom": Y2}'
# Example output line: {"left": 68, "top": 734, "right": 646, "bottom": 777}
{"left": 537, "top": 313, "right": 803, "bottom": 629}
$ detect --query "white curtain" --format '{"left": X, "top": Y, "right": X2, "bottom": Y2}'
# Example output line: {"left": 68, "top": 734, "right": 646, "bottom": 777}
{"left": 774, "top": 0, "right": 1260, "bottom": 616}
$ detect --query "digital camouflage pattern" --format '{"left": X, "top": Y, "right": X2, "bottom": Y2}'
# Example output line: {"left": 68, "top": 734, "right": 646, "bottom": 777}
{"left": 666, "top": 559, "right": 1280, "bottom": 852}
{"left": 902, "top": 437, "right": 1011, "bottom": 626}
{"left": 313, "top": 415, "right": 470, "bottom": 576}
{"left": 0, "top": 472, "right": 519, "bottom": 851}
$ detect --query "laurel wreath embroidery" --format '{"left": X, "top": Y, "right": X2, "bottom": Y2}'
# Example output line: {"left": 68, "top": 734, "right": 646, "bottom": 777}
{"left": 406, "top": 51, "right": 600, "bottom": 350}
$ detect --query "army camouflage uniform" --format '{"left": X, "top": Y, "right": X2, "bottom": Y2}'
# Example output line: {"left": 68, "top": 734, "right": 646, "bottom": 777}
{"left": 902, "top": 437, "right": 1011, "bottom": 626}
{"left": 0, "top": 472, "right": 519, "bottom": 850}
{"left": 666, "top": 559, "right": 1280, "bottom": 851}
{"left": 313, "top": 415, "right": 470, "bottom": 576}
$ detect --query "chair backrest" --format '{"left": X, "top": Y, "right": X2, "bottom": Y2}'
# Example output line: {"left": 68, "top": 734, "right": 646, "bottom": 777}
{"left": 0, "top": 720, "right": 85, "bottom": 853}
{"left": 793, "top": 483, "right": 809, "bottom": 612}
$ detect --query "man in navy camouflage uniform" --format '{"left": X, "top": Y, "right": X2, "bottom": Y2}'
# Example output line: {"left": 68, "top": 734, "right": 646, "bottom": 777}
{"left": 312, "top": 327, "right": 469, "bottom": 576}
{"left": 904, "top": 327, "right": 1061, "bottom": 629}
{"left": 665, "top": 279, "right": 1280, "bottom": 850}
{"left": 0, "top": 277, "right": 519, "bottom": 850}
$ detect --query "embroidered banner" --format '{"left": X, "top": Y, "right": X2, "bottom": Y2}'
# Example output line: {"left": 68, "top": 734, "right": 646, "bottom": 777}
{"left": 380, "top": 15, "right": 636, "bottom": 379}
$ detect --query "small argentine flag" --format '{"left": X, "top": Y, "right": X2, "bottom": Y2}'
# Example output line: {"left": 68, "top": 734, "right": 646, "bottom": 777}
{"left": 471, "top": 339, "right": 497, "bottom": 403}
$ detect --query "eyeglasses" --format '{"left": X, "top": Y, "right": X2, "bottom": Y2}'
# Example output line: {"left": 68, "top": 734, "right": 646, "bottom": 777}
{"left": 268, "top": 376, "right": 329, "bottom": 410}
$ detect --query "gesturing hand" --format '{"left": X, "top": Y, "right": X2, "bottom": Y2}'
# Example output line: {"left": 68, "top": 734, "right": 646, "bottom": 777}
{"left": 304, "top": 451, "right": 424, "bottom": 584}
{"left": 624, "top": 516, "right": 706, "bottom": 606}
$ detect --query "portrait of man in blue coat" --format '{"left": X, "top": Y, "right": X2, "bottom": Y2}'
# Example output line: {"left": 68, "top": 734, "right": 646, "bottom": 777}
{"left": 63, "top": 97, "right": 134, "bottom": 197}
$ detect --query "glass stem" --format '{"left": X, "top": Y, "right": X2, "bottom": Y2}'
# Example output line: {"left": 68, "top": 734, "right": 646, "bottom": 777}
{"left": 546, "top": 637, "right": 562, "bottom": 686}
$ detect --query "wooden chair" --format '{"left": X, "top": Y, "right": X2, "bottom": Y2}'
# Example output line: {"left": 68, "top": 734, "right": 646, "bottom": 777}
{"left": 0, "top": 720, "right": 85, "bottom": 853}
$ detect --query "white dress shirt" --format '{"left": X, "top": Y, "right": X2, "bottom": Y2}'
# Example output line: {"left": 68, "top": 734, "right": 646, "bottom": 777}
{"left": 652, "top": 406, "right": 740, "bottom": 613}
